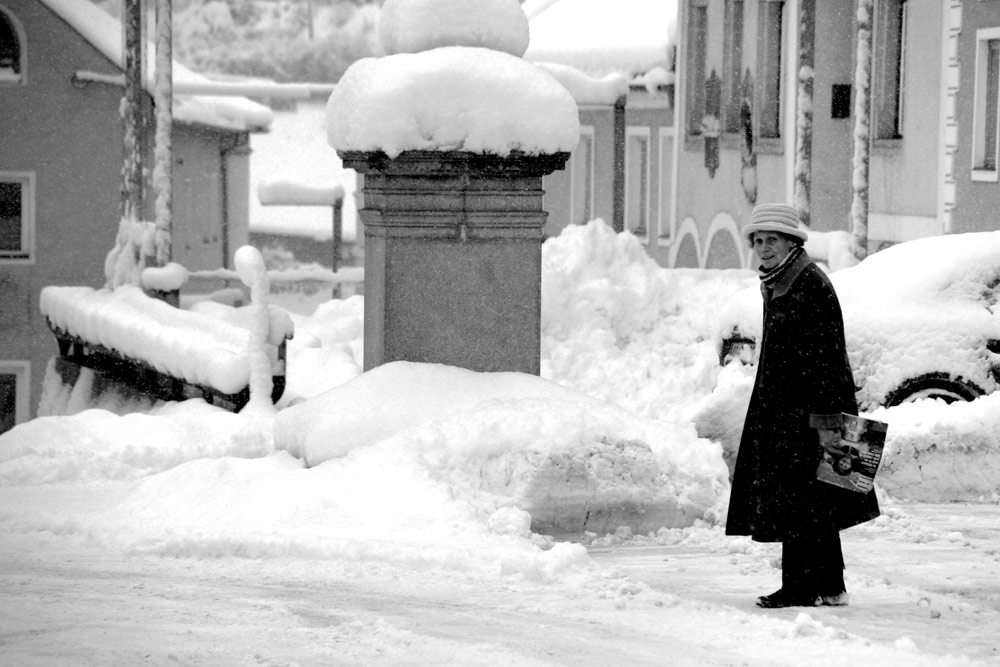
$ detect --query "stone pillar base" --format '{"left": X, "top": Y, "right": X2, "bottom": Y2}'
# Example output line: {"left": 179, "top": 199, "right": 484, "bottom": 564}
{"left": 340, "top": 150, "right": 570, "bottom": 374}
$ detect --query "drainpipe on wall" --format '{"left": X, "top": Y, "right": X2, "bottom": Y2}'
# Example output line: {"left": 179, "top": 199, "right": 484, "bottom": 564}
{"left": 220, "top": 136, "right": 234, "bottom": 270}
{"left": 220, "top": 134, "right": 252, "bottom": 270}
{"left": 612, "top": 94, "right": 626, "bottom": 234}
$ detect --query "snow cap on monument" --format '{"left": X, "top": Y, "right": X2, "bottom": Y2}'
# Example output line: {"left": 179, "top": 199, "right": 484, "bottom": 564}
{"left": 379, "top": 0, "right": 530, "bottom": 57}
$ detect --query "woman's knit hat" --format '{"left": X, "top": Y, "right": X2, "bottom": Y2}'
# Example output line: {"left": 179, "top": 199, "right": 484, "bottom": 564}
{"left": 742, "top": 203, "right": 809, "bottom": 243}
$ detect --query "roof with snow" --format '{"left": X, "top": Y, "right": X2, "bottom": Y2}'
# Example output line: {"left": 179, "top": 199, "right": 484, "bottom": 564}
{"left": 523, "top": 0, "right": 678, "bottom": 79}
{"left": 38, "top": 0, "right": 273, "bottom": 132}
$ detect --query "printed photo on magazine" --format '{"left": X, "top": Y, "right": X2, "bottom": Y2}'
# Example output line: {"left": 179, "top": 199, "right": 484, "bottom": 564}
{"left": 815, "top": 413, "right": 888, "bottom": 494}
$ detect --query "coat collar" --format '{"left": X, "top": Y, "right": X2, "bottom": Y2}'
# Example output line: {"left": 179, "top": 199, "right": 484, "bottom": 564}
{"left": 760, "top": 249, "right": 813, "bottom": 300}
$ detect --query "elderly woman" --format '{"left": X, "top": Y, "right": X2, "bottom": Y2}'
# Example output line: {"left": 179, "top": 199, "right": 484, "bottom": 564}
{"left": 725, "top": 203, "right": 880, "bottom": 609}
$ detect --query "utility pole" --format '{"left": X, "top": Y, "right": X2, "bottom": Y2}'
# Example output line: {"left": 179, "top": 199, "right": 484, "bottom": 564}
{"left": 850, "top": 0, "right": 874, "bottom": 260}
{"left": 794, "top": 0, "right": 815, "bottom": 228}
{"left": 153, "top": 0, "right": 173, "bottom": 268}
{"left": 122, "top": 0, "right": 145, "bottom": 224}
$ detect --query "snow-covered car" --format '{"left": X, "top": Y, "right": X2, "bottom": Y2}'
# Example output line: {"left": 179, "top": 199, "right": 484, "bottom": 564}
{"left": 715, "top": 232, "right": 1000, "bottom": 410}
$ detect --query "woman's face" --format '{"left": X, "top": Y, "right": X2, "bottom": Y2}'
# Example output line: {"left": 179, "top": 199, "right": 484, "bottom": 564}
{"left": 751, "top": 231, "right": 797, "bottom": 270}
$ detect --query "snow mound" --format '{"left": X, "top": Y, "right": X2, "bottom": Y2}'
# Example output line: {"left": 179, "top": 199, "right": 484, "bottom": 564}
{"left": 541, "top": 219, "right": 757, "bottom": 421}
{"left": 872, "top": 393, "right": 1000, "bottom": 501}
{"left": 697, "top": 366, "right": 1000, "bottom": 501}
{"left": 83, "top": 451, "right": 592, "bottom": 581}
{"left": 274, "top": 361, "right": 730, "bottom": 535}
{"left": 542, "top": 218, "right": 674, "bottom": 342}
{"left": 0, "top": 404, "right": 271, "bottom": 485}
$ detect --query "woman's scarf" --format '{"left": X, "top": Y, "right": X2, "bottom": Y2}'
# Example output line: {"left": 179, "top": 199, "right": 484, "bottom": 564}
{"left": 759, "top": 245, "right": 804, "bottom": 286}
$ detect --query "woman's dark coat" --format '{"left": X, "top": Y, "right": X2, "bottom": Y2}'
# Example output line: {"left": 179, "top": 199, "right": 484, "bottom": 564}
{"left": 725, "top": 250, "right": 880, "bottom": 542}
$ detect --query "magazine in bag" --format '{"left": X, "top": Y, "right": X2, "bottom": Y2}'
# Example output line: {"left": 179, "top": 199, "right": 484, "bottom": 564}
{"left": 815, "top": 413, "right": 888, "bottom": 494}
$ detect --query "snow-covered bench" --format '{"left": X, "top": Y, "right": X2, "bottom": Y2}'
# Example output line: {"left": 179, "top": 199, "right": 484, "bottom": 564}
{"left": 40, "top": 284, "right": 293, "bottom": 411}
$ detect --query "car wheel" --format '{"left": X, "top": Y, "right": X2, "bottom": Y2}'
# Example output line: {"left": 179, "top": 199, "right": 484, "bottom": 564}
{"left": 883, "top": 372, "right": 985, "bottom": 407}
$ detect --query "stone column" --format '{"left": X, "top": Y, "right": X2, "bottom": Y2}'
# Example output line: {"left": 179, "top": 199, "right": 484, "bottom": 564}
{"left": 340, "top": 149, "right": 569, "bottom": 374}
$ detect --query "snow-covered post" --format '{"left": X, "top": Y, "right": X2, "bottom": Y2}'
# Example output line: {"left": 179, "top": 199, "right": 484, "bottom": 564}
{"left": 152, "top": 0, "right": 173, "bottom": 268}
{"left": 121, "top": 0, "right": 145, "bottom": 224}
{"left": 794, "top": 0, "right": 815, "bottom": 228}
{"left": 327, "top": 0, "right": 577, "bottom": 374}
{"left": 234, "top": 246, "right": 276, "bottom": 416}
{"left": 849, "top": 0, "right": 874, "bottom": 261}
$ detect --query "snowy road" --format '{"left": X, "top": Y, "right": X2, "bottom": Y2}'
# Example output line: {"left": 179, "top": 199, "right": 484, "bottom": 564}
{"left": 2, "top": 503, "right": 997, "bottom": 666}
{"left": 591, "top": 503, "right": 1000, "bottom": 664}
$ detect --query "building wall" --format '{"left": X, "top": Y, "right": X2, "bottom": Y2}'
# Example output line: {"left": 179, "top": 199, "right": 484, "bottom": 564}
{"left": 171, "top": 126, "right": 251, "bottom": 271}
{"left": 225, "top": 138, "right": 252, "bottom": 259}
{"left": 673, "top": 0, "right": 949, "bottom": 265}
{"left": 951, "top": 1, "right": 1000, "bottom": 234}
{"left": 867, "top": 0, "right": 944, "bottom": 246}
{"left": 1, "top": 0, "right": 125, "bottom": 423}
{"left": 624, "top": 96, "right": 675, "bottom": 266}
{"left": 0, "top": 0, "right": 252, "bottom": 428}
{"left": 541, "top": 93, "right": 674, "bottom": 267}
{"left": 542, "top": 105, "right": 617, "bottom": 238}
{"left": 674, "top": 0, "right": 789, "bottom": 269}
{"left": 541, "top": 156, "right": 572, "bottom": 237}
{"left": 809, "top": 0, "right": 855, "bottom": 234}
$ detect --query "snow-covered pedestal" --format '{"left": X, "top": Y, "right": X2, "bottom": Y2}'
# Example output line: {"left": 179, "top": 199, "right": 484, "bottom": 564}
{"left": 342, "top": 149, "right": 568, "bottom": 372}
{"left": 326, "top": 0, "right": 579, "bottom": 373}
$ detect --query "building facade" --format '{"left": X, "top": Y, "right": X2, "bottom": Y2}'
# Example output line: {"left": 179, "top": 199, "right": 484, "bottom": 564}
{"left": 672, "top": 0, "right": 950, "bottom": 269}
{"left": 0, "top": 0, "right": 270, "bottom": 433}
{"left": 524, "top": 0, "right": 679, "bottom": 265}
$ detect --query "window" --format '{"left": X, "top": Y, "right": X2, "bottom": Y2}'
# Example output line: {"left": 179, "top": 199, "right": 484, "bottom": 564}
{"left": 0, "top": 7, "right": 24, "bottom": 85}
{"left": 973, "top": 29, "right": 1000, "bottom": 178}
{"left": 985, "top": 40, "right": 999, "bottom": 169}
{"left": 0, "top": 172, "right": 34, "bottom": 262}
{"left": 0, "top": 362, "right": 29, "bottom": 436}
{"left": 657, "top": 129, "right": 674, "bottom": 241}
{"left": 686, "top": 0, "right": 708, "bottom": 137}
{"left": 873, "top": 0, "right": 907, "bottom": 140}
{"left": 570, "top": 127, "right": 595, "bottom": 225}
{"left": 625, "top": 127, "right": 651, "bottom": 239}
{"left": 722, "top": 0, "right": 745, "bottom": 134}
{"left": 757, "top": 0, "right": 785, "bottom": 140}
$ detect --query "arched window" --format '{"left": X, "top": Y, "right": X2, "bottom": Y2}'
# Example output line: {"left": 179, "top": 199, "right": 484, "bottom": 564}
{"left": 0, "top": 7, "right": 24, "bottom": 85}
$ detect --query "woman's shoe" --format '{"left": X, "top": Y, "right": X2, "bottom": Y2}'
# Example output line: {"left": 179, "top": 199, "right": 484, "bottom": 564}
{"left": 755, "top": 588, "right": 821, "bottom": 608}
{"left": 820, "top": 592, "right": 850, "bottom": 606}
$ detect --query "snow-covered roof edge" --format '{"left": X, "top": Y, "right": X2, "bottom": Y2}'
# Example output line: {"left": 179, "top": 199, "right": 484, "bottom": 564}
{"left": 523, "top": 0, "right": 678, "bottom": 80}
{"left": 536, "top": 63, "right": 628, "bottom": 106}
{"left": 37, "top": 0, "right": 273, "bottom": 132}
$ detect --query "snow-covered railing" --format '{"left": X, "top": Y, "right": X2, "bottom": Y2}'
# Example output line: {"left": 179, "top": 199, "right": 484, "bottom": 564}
{"left": 41, "top": 284, "right": 292, "bottom": 411}
{"left": 257, "top": 180, "right": 349, "bottom": 297}
{"left": 164, "top": 264, "right": 365, "bottom": 305}
{"left": 42, "top": 248, "right": 296, "bottom": 413}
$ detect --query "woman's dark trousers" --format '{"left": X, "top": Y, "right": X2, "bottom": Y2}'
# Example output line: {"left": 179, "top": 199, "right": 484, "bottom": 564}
{"left": 781, "top": 531, "right": 846, "bottom": 596}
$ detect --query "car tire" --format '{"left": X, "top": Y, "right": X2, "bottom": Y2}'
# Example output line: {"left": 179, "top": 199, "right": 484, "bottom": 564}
{"left": 883, "top": 372, "right": 985, "bottom": 407}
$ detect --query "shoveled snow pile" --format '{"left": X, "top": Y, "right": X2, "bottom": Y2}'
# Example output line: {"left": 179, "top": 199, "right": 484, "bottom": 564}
{"left": 0, "top": 401, "right": 271, "bottom": 485}
{"left": 274, "top": 361, "right": 730, "bottom": 536}
{"left": 869, "top": 392, "right": 1000, "bottom": 502}
{"left": 540, "top": 219, "right": 758, "bottom": 422}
